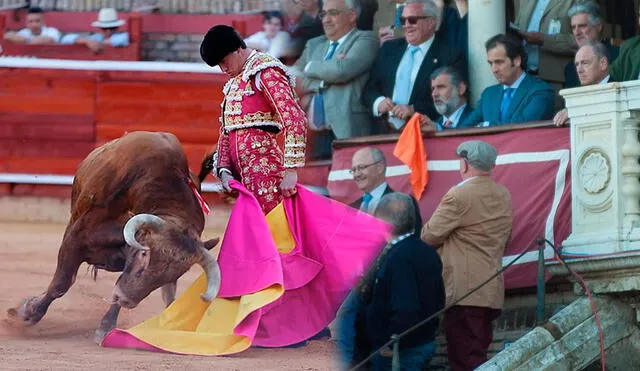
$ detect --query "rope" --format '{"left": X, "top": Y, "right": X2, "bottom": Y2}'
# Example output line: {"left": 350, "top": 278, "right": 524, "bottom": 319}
{"left": 544, "top": 239, "right": 606, "bottom": 371}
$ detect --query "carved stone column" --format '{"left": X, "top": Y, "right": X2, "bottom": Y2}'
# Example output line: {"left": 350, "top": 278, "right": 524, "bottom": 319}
{"left": 561, "top": 81, "right": 640, "bottom": 256}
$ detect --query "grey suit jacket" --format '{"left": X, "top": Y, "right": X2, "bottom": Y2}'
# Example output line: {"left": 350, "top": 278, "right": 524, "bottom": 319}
{"left": 293, "top": 29, "right": 378, "bottom": 139}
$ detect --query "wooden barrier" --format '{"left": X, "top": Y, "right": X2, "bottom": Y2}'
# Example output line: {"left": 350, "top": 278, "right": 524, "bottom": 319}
{"left": 0, "top": 60, "right": 330, "bottom": 200}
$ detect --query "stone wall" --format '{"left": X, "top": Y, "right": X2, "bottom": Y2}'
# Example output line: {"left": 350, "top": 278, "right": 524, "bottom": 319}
{"left": 142, "top": 33, "right": 204, "bottom": 62}
{"left": 0, "top": 0, "right": 283, "bottom": 13}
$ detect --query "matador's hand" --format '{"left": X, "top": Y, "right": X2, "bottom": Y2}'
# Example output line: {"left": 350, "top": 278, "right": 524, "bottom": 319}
{"left": 280, "top": 169, "right": 298, "bottom": 198}
{"left": 219, "top": 171, "right": 234, "bottom": 193}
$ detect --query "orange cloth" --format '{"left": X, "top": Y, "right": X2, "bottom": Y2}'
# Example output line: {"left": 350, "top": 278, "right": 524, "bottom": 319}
{"left": 393, "top": 113, "right": 428, "bottom": 199}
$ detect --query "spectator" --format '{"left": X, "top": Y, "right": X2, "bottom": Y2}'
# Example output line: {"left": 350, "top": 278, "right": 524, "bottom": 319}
{"left": 291, "top": 0, "right": 324, "bottom": 42}
{"left": 349, "top": 147, "right": 423, "bottom": 231}
{"left": 435, "top": 0, "right": 469, "bottom": 51}
{"left": 363, "top": 0, "right": 466, "bottom": 132}
{"left": 333, "top": 146, "right": 424, "bottom": 368}
{"left": 243, "top": 11, "right": 294, "bottom": 59}
{"left": 357, "top": 192, "right": 445, "bottom": 370}
{"left": 554, "top": 41, "right": 613, "bottom": 127}
{"left": 375, "top": 0, "right": 405, "bottom": 44}
{"left": 60, "top": 8, "right": 129, "bottom": 52}
{"left": 609, "top": 8, "right": 640, "bottom": 82}
{"left": 564, "top": 1, "right": 619, "bottom": 89}
{"left": 292, "top": 0, "right": 378, "bottom": 159}
{"left": 462, "top": 34, "right": 555, "bottom": 127}
{"left": 419, "top": 66, "right": 473, "bottom": 131}
{"left": 511, "top": 0, "right": 576, "bottom": 87}
{"left": 3, "top": 7, "right": 60, "bottom": 45}
{"left": 357, "top": 0, "right": 378, "bottom": 30}
{"left": 421, "top": 140, "right": 513, "bottom": 371}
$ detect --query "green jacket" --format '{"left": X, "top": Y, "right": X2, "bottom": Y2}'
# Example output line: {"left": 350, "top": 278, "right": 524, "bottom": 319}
{"left": 610, "top": 36, "right": 640, "bottom": 82}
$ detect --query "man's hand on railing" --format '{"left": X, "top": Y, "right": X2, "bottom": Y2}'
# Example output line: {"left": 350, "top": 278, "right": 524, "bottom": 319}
{"left": 553, "top": 108, "right": 570, "bottom": 127}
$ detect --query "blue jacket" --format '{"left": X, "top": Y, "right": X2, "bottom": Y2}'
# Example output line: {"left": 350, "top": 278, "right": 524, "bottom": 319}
{"left": 462, "top": 73, "right": 556, "bottom": 127}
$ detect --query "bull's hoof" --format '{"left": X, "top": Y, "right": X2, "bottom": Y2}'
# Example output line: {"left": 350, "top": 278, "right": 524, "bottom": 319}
{"left": 7, "top": 296, "right": 41, "bottom": 326}
{"left": 93, "top": 328, "right": 108, "bottom": 345}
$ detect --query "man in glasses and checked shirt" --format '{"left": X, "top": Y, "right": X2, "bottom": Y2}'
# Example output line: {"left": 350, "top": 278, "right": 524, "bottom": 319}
{"left": 362, "top": 0, "right": 466, "bottom": 132}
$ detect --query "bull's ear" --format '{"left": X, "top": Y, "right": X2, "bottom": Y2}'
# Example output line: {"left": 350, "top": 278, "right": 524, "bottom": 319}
{"left": 203, "top": 238, "right": 220, "bottom": 250}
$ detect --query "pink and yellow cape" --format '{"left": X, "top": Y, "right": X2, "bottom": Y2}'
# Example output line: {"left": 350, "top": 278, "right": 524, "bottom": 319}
{"left": 102, "top": 180, "right": 390, "bottom": 355}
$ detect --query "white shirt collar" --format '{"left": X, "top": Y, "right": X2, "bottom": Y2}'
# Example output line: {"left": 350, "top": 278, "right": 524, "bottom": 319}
{"left": 456, "top": 176, "right": 478, "bottom": 187}
{"left": 389, "top": 232, "right": 413, "bottom": 247}
{"left": 442, "top": 102, "right": 468, "bottom": 127}
{"left": 330, "top": 28, "right": 355, "bottom": 48}
{"left": 369, "top": 182, "right": 388, "bottom": 200}
{"left": 409, "top": 35, "right": 435, "bottom": 55}
{"left": 503, "top": 71, "right": 526, "bottom": 90}
{"left": 599, "top": 75, "right": 611, "bottom": 84}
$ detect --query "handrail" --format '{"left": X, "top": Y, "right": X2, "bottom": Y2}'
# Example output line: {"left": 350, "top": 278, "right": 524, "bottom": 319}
{"left": 333, "top": 121, "right": 557, "bottom": 148}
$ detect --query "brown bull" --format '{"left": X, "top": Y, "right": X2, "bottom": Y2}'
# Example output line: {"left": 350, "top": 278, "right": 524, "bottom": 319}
{"left": 8, "top": 131, "right": 220, "bottom": 343}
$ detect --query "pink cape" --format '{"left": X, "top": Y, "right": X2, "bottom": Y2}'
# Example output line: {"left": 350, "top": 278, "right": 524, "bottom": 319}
{"left": 103, "top": 180, "right": 391, "bottom": 352}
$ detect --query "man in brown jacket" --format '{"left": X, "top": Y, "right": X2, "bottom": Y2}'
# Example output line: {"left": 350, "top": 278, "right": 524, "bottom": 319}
{"left": 421, "top": 140, "right": 513, "bottom": 371}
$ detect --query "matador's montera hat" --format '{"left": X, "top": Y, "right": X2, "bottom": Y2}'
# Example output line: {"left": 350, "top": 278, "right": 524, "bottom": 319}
{"left": 200, "top": 25, "right": 247, "bottom": 67}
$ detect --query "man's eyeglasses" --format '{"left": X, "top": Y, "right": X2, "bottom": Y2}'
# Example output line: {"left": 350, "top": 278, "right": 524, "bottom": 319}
{"left": 349, "top": 160, "right": 382, "bottom": 175}
{"left": 400, "top": 16, "right": 429, "bottom": 25}
{"left": 319, "top": 9, "right": 350, "bottom": 18}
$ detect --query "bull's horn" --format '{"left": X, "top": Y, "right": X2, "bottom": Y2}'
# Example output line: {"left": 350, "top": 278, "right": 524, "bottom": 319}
{"left": 123, "top": 214, "right": 165, "bottom": 251}
{"left": 198, "top": 247, "right": 221, "bottom": 302}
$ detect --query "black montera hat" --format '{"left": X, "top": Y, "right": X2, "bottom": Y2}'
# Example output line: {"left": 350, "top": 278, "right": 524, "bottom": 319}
{"left": 200, "top": 25, "right": 246, "bottom": 67}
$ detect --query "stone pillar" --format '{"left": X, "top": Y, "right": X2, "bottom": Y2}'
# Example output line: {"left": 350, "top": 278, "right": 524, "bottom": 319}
{"left": 561, "top": 81, "right": 640, "bottom": 256}
{"left": 468, "top": 0, "right": 505, "bottom": 105}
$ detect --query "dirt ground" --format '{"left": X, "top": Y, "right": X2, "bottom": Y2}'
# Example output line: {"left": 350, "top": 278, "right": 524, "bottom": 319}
{"left": 0, "top": 221, "right": 337, "bottom": 371}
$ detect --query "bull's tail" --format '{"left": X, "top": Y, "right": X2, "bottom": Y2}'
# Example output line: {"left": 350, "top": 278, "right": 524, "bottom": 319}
{"left": 198, "top": 152, "right": 215, "bottom": 183}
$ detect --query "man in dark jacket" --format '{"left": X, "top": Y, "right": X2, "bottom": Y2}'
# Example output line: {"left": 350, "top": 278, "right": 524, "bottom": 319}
{"left": 355, "top": 192, "right": 445, "bottom": 370}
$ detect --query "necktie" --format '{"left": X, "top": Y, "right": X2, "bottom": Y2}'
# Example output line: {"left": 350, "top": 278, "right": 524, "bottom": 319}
{"left": 500, "top": 87, "right": 515, "bottom": 122}
{"left": 443, "top": 119, "right": 453, "bottom": 128}
{"left": 311, "top": 42, "right": 340, "bottom": 130}
{"left": 361, "top": 193, "right": 373, "bottom": 214}
{"left": 393, "top": 45, "right": 420, "bottom": 105}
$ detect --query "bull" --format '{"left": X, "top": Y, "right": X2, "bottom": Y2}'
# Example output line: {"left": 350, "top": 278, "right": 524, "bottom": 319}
{"left": 8, "top": 131, "right": 220, "bottom": 343}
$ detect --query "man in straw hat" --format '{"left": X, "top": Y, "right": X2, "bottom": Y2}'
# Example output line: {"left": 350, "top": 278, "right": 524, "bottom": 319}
{"left": 200, "top": 25, "right": 307, "bottom": 214}
{"left": 421, "top": 140, "right": 513, "bottom": 371}
{"left": 60, "top": 8, "right": 129, "bottom": 52}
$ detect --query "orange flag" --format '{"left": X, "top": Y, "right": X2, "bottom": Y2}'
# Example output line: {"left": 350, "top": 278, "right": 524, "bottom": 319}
{"left": 393, "top": 113, "right": 428, "bottom": 200}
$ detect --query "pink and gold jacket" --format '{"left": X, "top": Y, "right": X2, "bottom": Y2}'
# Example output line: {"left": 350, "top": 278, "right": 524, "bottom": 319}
{"left": 216, "top": 51, "right": 307, "bottom": 172}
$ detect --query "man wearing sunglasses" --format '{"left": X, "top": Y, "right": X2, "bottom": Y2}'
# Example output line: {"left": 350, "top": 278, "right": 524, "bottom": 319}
{"left": 292, "top": 0, "right": 378, "bottom": 159}
{"left": 363, "top": 0, "right": 466, "bottom": 133}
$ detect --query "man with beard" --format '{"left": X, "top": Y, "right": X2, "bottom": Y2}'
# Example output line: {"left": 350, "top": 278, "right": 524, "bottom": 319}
{"left": 419, "top": 66, "right": 473, "bottom": 131}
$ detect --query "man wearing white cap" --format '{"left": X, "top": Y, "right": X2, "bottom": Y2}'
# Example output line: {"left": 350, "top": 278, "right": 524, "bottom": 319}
{"left": 421, "top": 140, "right": 513, "bottom": 371}
{"left": 60, "top": 8, "right": 129, "bottom": 52}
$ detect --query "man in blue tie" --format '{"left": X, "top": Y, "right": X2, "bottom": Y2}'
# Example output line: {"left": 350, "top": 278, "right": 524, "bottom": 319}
{"left": 463, "top": 33, "right": 556, "bottom": 127}
{"left": 362, "top": 0, "right": 466, "bottom": 132}
{"left": 292, "top": 0, "right": 379, "bottom": 159}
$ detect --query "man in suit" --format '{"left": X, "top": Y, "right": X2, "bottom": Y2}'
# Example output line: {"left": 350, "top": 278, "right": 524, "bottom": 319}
{"left": 421, "top": 140, "right": 513, "bottom": 371}
{"left": 292, "top": 0, "right": 378, "bottom": 159}
{"left": 554, "top": 41, "right": 613, "bottom": 126}
{"left": 355, "top": 192, "right": 445, "bottom": 370}
{"left": 511, "top": 0, "right": 576, "bottom": 86}
{"left": 462, "top": 34, "right": 556, "bottom": 127}
{"left": 334, "top": 146, "right": 423, "bottom": 368}
{"left": 609, "top": 8, "right": 640, "bottom": 82}
{"left": 564, "top": 1, "right": 619, "bottom": 89}
{"left": 419, "top": 66, "right": 473, "bottom": 131}
{"left": 363, "top": 0, "right": 466, "bottom": 132}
